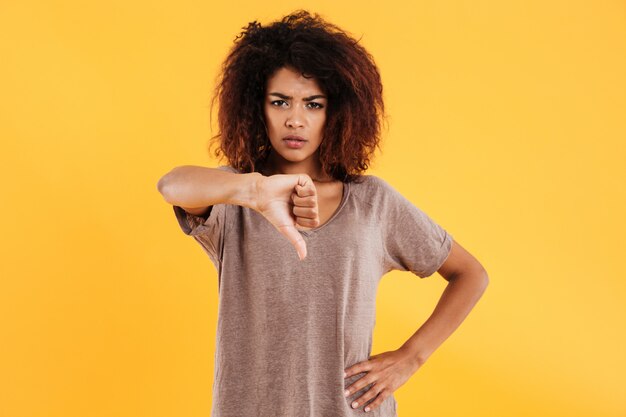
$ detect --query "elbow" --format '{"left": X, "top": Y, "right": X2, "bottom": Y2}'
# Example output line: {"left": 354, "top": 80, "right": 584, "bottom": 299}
{"left": 157, "top": 166, "right": 191, "bottom": 198}
{"left": 157, "top": 171, "right": 177, "bottom": 203}
{"left": 157, "top": 176, "right": 166, "bottom": 194}
{"left": 472, "top": 266, "right": 489, "bottom": 286}
{"left": 477, "top": 269, "right": 490, "bottom": 294}
{"left": 453, "top": 267, "right": 489, "bottom": 293}
{"left": 470, "top": 262, "right": 490, "bottom": 291}
{"left": 157, "top": 175, "right": 168, "bottom": 195}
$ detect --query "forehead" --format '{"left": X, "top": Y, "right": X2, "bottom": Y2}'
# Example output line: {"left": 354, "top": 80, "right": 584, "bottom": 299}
{"left": 265, "top": 67, "right": 324, "bottom": 95}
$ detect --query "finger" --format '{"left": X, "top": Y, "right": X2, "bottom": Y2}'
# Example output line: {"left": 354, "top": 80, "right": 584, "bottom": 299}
{"left": 345, "top": 360, "right": 373, "bottom": 378}
{"left": 361, "top": 388, "right": 390, "bottom": 413}
{"left": 295, "top": 184, "right": 314, "bottom": 197}
{"left": 276, "top": 223, "right": 308, "bottom": 260}
{"left": 296, "top": 176, "right": 316, "bottom": 197}
{"left": 293, "top": 205, "right": 318, "bottom": 221}
{"left": 349, "top": 383, "right": 380, "bottom": 411}
{"left": 295, "top": 216, "right": 319, "bottom": 228}
{"left": 292, "top": 192, "right": 316, "bottom": 207}
{"left": 345, "top": 373, "right": 374, "bottom": 398}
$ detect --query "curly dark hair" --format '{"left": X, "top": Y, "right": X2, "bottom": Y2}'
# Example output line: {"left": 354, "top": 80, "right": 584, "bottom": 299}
{"left": 208, "top": 9, "right": 388, "bottom": 182}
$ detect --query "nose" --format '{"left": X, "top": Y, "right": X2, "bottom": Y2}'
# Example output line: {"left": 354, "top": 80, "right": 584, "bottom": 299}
{"left": 285, "top": 104, "right": 304, "bottom": 128}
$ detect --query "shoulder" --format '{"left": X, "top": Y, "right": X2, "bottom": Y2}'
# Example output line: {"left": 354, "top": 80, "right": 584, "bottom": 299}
{"left": 348, "top": 174, "right": 403, "bottom": 214}
{"left": 349, "top": 174, "right": 397, "bottom": 198}
{"left": 350, "top": 174, "right": 421, "bottom": 220}
{"left": 216, "top": 164, "right": 239, "bottom": 173}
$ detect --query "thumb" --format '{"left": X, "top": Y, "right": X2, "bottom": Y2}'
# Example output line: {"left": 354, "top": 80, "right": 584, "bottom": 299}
{"left": 296, "top": 175, "right": 315, "bottom": 197}
{"left": 275, "top": 223, "right": 308, "bottom": 261}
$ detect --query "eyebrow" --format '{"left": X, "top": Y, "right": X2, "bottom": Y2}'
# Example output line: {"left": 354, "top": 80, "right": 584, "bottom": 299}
{"left": 268, "top": 92, "right": 327, "bottom": 101}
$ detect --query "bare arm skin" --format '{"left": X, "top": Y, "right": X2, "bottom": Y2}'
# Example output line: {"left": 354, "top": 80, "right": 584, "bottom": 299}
{"left": 399, "top": 239, "right": 490, "bottom": 367}
{"left": 343, "top": 240, "right": 489, "bottom": 413}
{"left": 156, "top": 165, "right": 320, "bottom": 260}
{"left": 157, "top": 165, "right": 262, "bottom": 213}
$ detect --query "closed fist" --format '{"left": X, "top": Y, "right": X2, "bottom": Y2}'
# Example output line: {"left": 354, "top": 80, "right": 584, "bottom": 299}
{"left": 252, "top": 173, "right": 320, "bottom": 260}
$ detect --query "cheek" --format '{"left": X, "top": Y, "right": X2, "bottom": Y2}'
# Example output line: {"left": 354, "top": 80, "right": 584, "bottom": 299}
{"left": 316, "top": 113, "right": 327, "bottom": 131}
{"left": 263, "top": 109, "right": 278, "bottom": 129}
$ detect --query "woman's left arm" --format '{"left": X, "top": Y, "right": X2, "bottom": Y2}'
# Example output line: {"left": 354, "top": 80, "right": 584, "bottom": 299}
{"left": 344, "top": 240, "right": 489, "bottom": 412}
{"left": 399, "top": 239, "right": 489, "bottom": 365}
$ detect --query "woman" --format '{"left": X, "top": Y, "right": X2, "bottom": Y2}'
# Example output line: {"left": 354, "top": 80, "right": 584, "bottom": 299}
{"left": 157, "top": 10, "right": 489, "bottom": 417}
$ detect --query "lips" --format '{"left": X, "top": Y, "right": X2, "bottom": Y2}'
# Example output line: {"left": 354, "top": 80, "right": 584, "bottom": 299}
{"left": 283, "top": 135, "right": 307, "bottom": 149}
{"left": 283, "top": 135, "right": 306, "bottom": 141}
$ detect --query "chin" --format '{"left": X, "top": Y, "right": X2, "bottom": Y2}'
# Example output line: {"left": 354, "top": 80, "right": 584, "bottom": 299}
{"left": 280, "top": 154, "right": 312, "bottom": 163}
{"left": 268, "top": 141, "right": 321, "bottom": 163}
{"left": 269, "top": 147, "right": 305, "bottom": 160}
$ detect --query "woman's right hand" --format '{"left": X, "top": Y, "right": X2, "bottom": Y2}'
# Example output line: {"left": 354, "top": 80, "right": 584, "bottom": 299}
{"left": 252, "top": 173, "right": 320, "bottom": 261}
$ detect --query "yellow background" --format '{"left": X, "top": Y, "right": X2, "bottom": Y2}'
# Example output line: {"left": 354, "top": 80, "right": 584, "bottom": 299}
{"left": 1, "top": 1, "right": 624, "bottom": 416}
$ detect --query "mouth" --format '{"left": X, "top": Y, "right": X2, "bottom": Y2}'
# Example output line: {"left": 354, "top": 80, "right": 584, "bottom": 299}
{"left": 283, "top": 135, "right": 307, "bottom": 142}
{"left": 283, "top": 136, "right": 307, "bottom": 148}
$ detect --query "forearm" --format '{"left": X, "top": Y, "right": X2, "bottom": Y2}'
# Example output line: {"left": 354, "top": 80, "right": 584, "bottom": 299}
{"left": 157, "top": 166, "right": 262, "bottom": 210}
{"left": 400, "top": 270, "right": 489, "bottom": 366}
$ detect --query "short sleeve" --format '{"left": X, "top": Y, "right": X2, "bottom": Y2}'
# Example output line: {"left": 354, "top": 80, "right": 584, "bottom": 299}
{"left": 378, "top": 178, "right": 453, "bottom": 278}
{"left": 171, "top": 164, "right": 238, "bottom": 263}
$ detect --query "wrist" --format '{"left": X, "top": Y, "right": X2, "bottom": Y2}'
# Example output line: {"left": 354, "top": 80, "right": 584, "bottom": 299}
{"left": 399, "top": 342, "right": 430, "bottom": 369}
{"left": 239, "top": 172, "right": 263, "bottom": 210}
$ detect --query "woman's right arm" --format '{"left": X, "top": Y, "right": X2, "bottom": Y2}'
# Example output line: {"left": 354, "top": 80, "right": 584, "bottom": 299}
{"left": 156, "top": 165, "right": 262, "bottom": 214}
{"left": 158, "top": 165, "right": 318, "bottom": 260}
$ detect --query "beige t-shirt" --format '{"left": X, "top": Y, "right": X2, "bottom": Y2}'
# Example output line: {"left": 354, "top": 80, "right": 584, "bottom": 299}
{"left": 172, "top": 165, "right": 453, "bottom": 417}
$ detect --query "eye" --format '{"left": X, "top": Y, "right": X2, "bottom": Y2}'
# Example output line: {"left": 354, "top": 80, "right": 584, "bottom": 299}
{"left": 269, "top": 100, "right": 324, "bottom": 109}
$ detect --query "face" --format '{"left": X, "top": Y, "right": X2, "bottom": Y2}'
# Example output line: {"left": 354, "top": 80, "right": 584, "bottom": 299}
{"left": 262, "top": 66, "right": 328, "bottom": 175}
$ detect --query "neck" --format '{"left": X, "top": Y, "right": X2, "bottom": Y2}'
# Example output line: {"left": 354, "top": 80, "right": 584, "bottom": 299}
{"left": 261, "top": 151, "right": 333, "bottom": 182}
